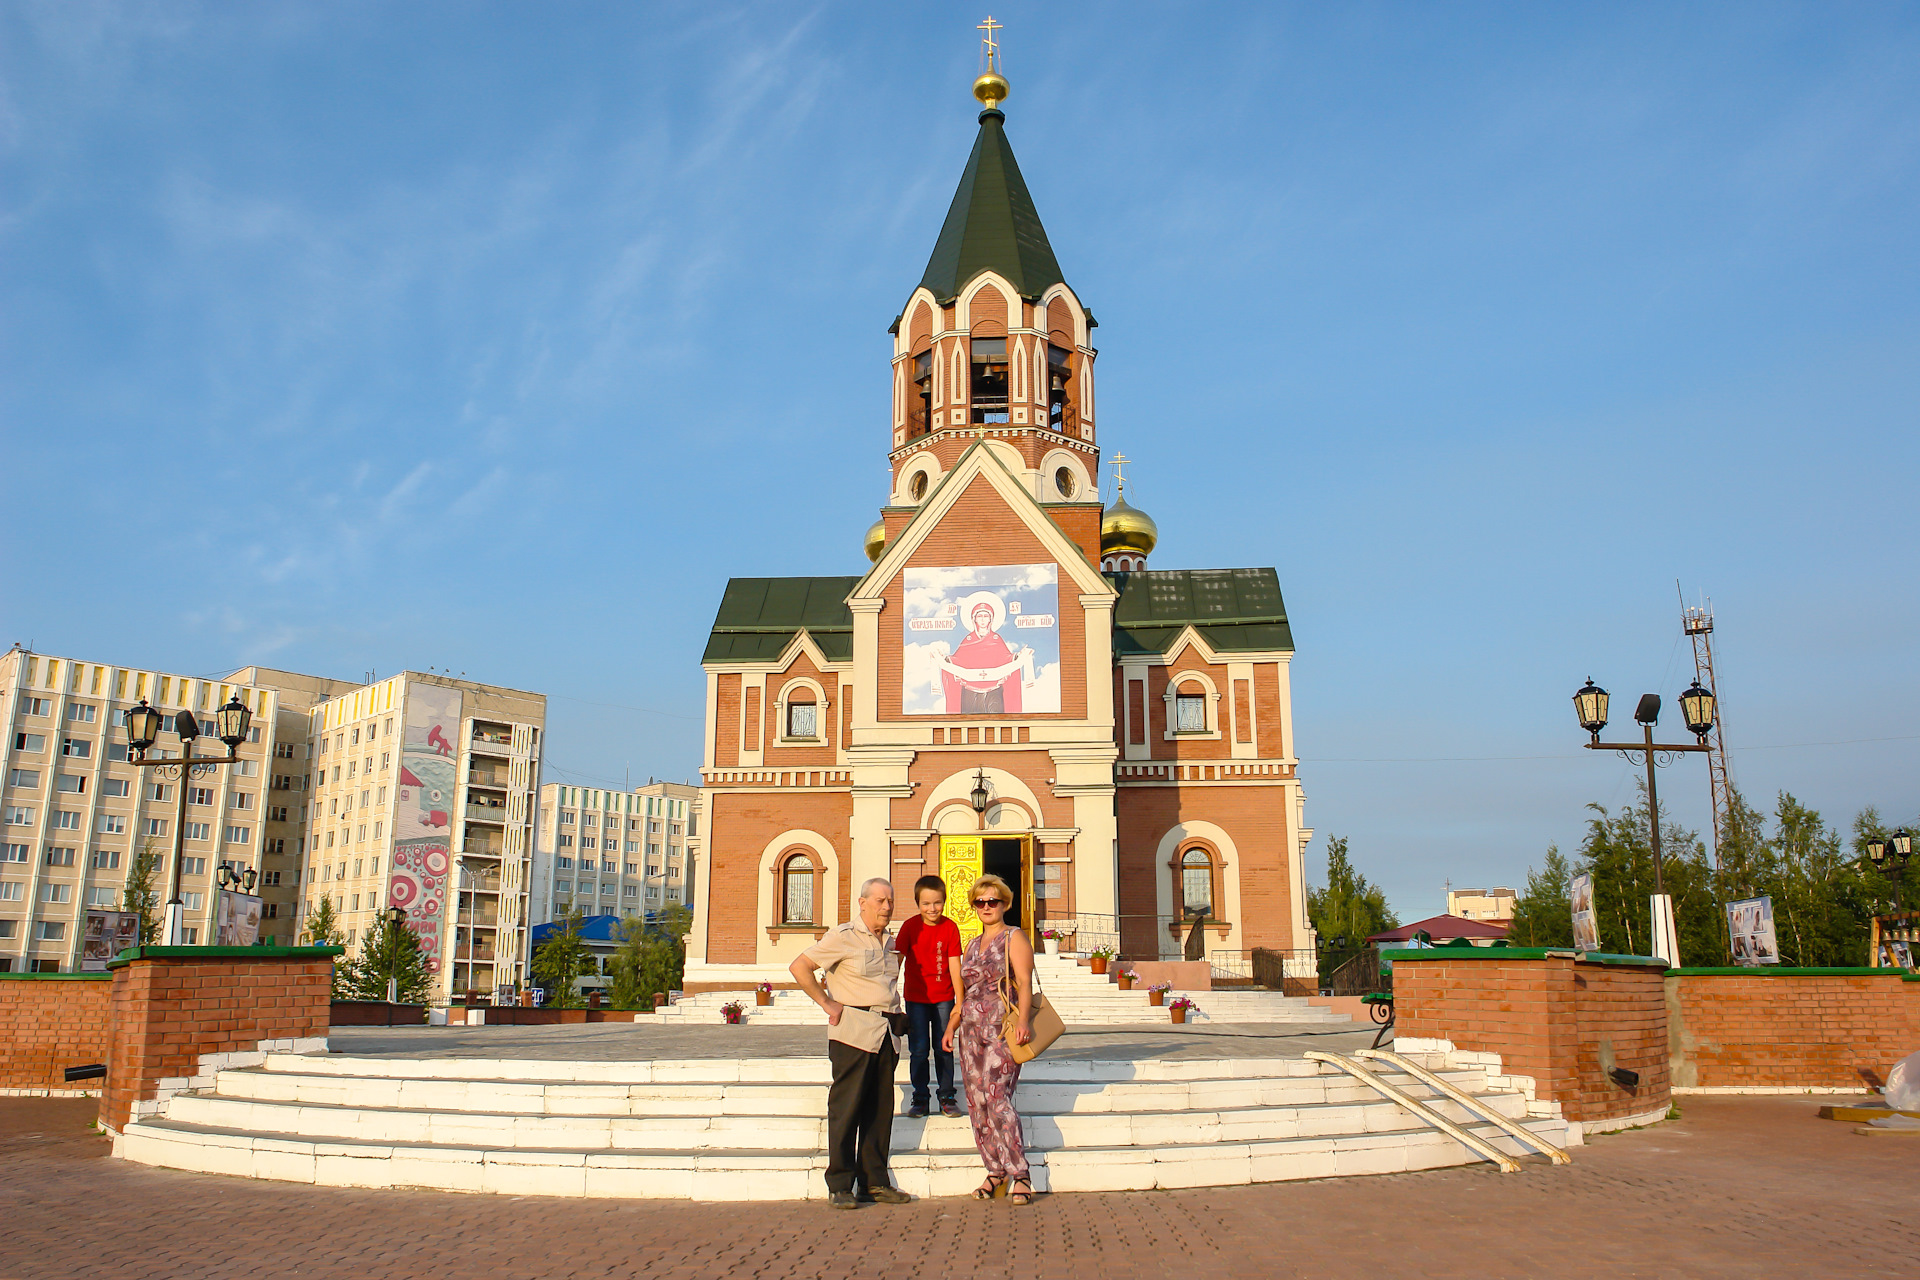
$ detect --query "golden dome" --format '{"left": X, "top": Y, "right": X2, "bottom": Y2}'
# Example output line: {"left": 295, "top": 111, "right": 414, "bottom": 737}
{"left": 973, "top": 70, "right": 1008, "bottom": 111}
{"left": 864, "top": 517, "right": 888, "bottom": 563}
{"left": 1101, "top": 495, "right": 1158, "bottom": 557}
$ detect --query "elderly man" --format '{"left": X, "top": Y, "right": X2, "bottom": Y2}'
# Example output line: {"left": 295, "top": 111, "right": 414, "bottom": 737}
{"left": 789, "top": 877, "right": 911, "bottom": 1208}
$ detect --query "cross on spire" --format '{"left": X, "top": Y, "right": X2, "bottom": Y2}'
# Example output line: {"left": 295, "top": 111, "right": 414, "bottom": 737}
{"left": 978, "top": 15, "right": 1003, "bottom": 71}
{"left": 1110, "top": 453, "right": 1131, "bottom": 496}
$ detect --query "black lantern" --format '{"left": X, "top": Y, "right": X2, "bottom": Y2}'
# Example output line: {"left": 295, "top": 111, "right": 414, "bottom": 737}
{"left": 215, "top": 693, "right": 252, "bottom": 748}
{"left": 1678, "top": 681, "right": 1716, "bottom": 738}
{"left": 1868, "top": 837, "right": 1888, "bottom": 867}
{"left": 385, "top": 904, "right": 408, "bottom": 929}
{"left": 1573, "top": 680, "right": 1609, "bottom": 735}
{"left": 1893, "top": 829, "right": 1915, "bottom": 861}
{"left": 969, "top": 769, "right": 991, "bottom": 814}
{"left": 175, "top": 708, "right": 200, "bottom": 741}
{"left": 124, "top": 699, "right": 163, "bottom": 751}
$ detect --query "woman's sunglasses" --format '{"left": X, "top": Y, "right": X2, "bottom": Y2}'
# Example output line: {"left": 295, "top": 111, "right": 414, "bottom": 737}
{"left": 972, "top": 898, "right": 1007, "bottom": 909}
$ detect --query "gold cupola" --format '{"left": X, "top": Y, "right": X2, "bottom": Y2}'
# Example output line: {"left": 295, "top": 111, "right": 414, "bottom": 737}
{"left": 1100, "top": 458, "right": 1157, "bottom": 572}
{"left": 864, "top": 517, "right": 888, "bottom": 563}
{"left": 1100, "top": 495, "right": 1158, "bottom": 558}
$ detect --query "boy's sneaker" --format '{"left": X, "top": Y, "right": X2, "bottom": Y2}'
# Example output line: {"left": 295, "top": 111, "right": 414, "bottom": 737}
{"left": 940, "top": 1101, "right": 963, "bottom": 1118}
{"left": 906, "top": 1102, "right": 928, "bottom": 1119}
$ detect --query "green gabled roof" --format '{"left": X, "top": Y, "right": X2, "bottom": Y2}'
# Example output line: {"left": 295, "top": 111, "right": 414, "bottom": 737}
{"left": 919, "top": 109, "right": 1066, "bottom": 304}
{"left": 1108, "top": 568, "right": 1295, "bottom": 656}
{"left": 703, "top": 577, "right": 859, "bottom": 665}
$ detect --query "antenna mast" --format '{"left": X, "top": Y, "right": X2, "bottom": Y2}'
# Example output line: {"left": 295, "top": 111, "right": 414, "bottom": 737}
{"left": 1680, "top": 583, "right": 1736, "bottom": 867}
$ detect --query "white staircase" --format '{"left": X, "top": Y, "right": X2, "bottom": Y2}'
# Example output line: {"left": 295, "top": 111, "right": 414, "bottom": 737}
{"left": 114, "top": 1049, "right": 1569, "bottom": 1199}
{"left": 653, "top": 955, "right": 1351, "bottom": 1027}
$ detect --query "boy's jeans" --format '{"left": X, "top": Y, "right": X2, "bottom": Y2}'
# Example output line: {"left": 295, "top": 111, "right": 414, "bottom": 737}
{"left": 905, "top": 998, "right": 956, "bottom": 1107}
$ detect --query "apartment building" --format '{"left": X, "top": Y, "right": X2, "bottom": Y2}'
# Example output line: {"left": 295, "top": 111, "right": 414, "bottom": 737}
{"left": 0, "top": 647, "right": 357, "bottom": 971}
{"left": 298, "top": 672, "right": 544, "bottom": 1002}
{"left": 530, "top": 781, "right": 702, "bottom": 929}
{"left": 1446, "top": 886, "right": 1517, "bottom": 922}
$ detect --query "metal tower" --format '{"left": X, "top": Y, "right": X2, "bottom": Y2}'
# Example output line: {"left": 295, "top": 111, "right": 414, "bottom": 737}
{"left": 1680, "top": 585, "right": 1736, "bottom": 866}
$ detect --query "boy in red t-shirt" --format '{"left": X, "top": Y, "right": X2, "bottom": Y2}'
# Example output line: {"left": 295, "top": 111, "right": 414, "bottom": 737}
{"left": 895, "top": 875, "right": 964, "bottom": 1118}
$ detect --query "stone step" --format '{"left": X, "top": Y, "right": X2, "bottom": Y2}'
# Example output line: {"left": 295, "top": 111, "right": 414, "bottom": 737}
{"left": 219, "top": 1061, "right": 1493, "bottom": 1117}
{"left": 163, "top": 1087, "right": 1526, "bottom": 1154}
{"left": 116, "top": 1110, "right": 1567, "bottom": 1199}
{"left": 260, "top": 1051, "right": 1406, "bottom": 1086}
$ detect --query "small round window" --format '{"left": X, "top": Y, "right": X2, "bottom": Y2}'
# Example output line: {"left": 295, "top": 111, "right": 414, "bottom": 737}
{"left": 909, "top": 471, "right": 929, "bottom": 501}
{"left": 1053, "top": 466, "right": 1077, "bottom": 499}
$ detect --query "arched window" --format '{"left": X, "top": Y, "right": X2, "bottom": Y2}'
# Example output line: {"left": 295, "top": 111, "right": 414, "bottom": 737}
{"left": 785, "top": 694, "right": 817, "bottom": 739}
{"left": 781, "top": 851, "right": 817, "bottom": 925}
{"left": 1179, "top": 846, "right": 1217, "bottom": 918}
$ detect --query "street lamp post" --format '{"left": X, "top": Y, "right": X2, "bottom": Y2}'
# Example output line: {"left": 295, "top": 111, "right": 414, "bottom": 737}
{"left": 1571, "top": 679, "right": 1715, "bottom": 965}
{"left": 382, "top": 903, "right": 408, "bottom": 1003}
{"left": 213, "top": 861, "right": 258, "bottom": 945}
{"left": 123, "top": 695, "right": 253, "bottom": 946}
{"left": 1865, "top": 829, "right": 1915, "bottom": 911}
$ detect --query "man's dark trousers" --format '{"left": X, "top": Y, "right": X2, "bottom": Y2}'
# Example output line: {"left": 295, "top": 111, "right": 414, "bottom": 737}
{"left": 826, "top": 1036, "right": 898, "bottom": 1195}
{"left": 905, "top": 999, "right": 956, "bottom": 1107}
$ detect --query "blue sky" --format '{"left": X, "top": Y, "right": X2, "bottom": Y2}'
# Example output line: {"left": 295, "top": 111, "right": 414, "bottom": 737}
{"left": 4, "top": 2, "right": 1916, "bottom": 919}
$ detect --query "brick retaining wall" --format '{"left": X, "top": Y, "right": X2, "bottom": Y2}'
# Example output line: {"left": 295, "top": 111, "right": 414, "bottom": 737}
{"left": 100, "top": 945, "right": 341, "bottom": 1135}
{"left": 1667, "top": 969, "right": 1920, "bottom": 1091}
{"left": 0, "top": 973, "right": 113, "bottom": 1094}
{"left": 1390, "top": 949, "right": 1670, "bottom": 1126}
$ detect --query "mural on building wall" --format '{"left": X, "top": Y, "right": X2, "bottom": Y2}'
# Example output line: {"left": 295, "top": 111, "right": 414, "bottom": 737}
{"left": 903, "top": 563, "right": 1061, "bottom": 714}
{"left": 388, "top": 684, "right": 460, "bottom": 974}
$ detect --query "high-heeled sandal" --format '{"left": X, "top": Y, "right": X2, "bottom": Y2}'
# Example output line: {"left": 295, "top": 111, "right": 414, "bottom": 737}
{"left": 973, "top": 1175, "right": 1006, "bottom": 1200}
{"left": 1009, "top": 1178, "right": 1034, "bottom": 1205}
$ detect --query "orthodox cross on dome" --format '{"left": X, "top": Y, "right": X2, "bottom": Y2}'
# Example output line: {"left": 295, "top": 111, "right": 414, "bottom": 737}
{"left": 1110, "top": 453, "right": 1131, "bottom": 497}
{"left": 978, "top": 15, "right": 1003, "bottom": 71}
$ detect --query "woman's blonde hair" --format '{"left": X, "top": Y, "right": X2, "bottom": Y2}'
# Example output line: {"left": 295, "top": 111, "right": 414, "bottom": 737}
{"left": 971, "top": 873, "right": 1014, "bottom": 907}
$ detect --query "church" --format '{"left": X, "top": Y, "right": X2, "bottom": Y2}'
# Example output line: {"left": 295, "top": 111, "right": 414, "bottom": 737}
{"left": 683, "top": 58, "right": 1311, "bottom": 990}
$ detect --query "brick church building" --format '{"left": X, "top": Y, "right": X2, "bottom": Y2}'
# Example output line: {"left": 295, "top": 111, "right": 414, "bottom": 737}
{"left": 683, "top": 71, "right": 1311, "bottom": 989}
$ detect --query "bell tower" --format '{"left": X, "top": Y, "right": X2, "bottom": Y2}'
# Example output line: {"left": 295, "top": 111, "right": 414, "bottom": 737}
{"left": 869, "top": 28, "right": 1101, "bottom": 562}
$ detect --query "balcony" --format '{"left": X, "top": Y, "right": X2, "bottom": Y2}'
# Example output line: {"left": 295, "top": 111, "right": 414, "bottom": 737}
{"left": 465, "top": 791, "right": 508, "bottom": 825}
{"left": 470, "top": 723, "right": 514, "bottom": 756}
{"left": 468, "top": 762, "right": 509, "bottom": 788}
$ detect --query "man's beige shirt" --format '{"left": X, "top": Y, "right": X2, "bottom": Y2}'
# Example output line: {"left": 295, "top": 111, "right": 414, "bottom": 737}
{"left": 802, "top": 918, "right": 901, "bottom": 1052}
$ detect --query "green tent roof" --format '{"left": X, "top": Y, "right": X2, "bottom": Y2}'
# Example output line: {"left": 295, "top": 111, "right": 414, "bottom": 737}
{"left": 702, "top": 577, "right": 859, "bottom": 664}
{"left": 703, "top": 568, "right": 1293, "bottom": 666}
{"left": 918, "top": 109, "right": 1066, "bottom": 304}
{"left": 1109, "top": 568, "right": 1295, "bottom": 656}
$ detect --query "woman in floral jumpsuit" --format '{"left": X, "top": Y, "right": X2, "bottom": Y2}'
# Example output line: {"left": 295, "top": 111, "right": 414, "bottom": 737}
{"left": 942, "top": 872, "right": 1035, "bottom": 1203}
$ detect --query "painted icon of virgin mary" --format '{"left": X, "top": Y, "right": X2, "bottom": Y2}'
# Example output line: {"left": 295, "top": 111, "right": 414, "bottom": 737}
{"left": 938, "top": 592, "right": 1033, "bottom": 713}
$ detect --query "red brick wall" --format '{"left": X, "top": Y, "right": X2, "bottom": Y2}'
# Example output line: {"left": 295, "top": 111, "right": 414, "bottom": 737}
{"left": 1116, "top": 783, "right": 1301, "bottom": 952}
{"left": 704, "top": 790, "right": 853, "bottom": 963}
{"left": 1394, "top": 954, "right": 1670, "bottom": 1124}
{"left": 1667, "top": 972, "right": 1920, "bottom": 1090}
{"left": 0, "top": 976, "right": 112, "bottom": 1092}
{"left": 100, "top": 950, "right": 335, "bottom": 1134}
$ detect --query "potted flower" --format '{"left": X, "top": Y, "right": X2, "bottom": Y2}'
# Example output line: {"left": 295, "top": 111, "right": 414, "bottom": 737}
{"left": 720, "top": 1000, "right": 747, "bottom": 1025}
{"left": 1167, "top": 996, "right": 1199, "bottom": 1025}
{"left": 1088, "top": 947, "right": 1115, "bottom": 976}
{"left": 1040, "top": 928, "right": 1064, "bottom": 956}
{"left": 755, "top": 981, "right": 774, "bottom": 1007}
{"left": 1147, "top": 982, "right": 1171, "bottom": 1007}
{"left": 1115, "top": 967, "right": 1136, "bottom": 991}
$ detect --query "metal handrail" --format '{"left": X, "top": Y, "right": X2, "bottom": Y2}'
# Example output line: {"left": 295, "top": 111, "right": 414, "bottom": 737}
{"left": 1355, "top": 1048, "right": 1570, "bottom": 1165}
{"left": 1304, "top": 1050, "right": 1521, "bottom": 1173}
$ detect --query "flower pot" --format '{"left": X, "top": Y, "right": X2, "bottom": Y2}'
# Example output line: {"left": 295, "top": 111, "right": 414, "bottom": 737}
{"left": 1149, "top": 990, "right": 1165, "bottom": 1006}
{"left": 1044, "top": 938, "right": 1060, "bottom": 956}
{"left": 756, "top": 990, "right": 772, "bottom": 1007}
{"left": 1170, "top": 1007, "right": 1187, "bottom": 1024}
{"left": 1117, "top": 975, "right": 1134, "bottom": 991}
{"left": 1090, "top": 957, "right": 1108, "bottom": 975}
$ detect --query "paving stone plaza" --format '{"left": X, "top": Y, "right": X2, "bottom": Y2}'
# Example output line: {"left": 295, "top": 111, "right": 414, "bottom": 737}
{"left": 4, "top": 1076, "right": 1915, "bottom": 1279}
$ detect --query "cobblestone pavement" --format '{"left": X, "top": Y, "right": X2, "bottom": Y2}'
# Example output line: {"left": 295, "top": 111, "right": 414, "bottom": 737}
{"left": 329, "top": 1020, "right": 1381, "bottom": 1061}
{"left": 3, "top": 1094, "right": 1914, "bottom": 1278}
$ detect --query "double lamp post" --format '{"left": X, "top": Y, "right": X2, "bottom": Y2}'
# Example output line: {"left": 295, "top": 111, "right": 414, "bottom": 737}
{"left": 121, "top": 695, "right": 253, "bottom": 946}
{"left": 1571, "top": 678, "right": 1716, "bottom": 966}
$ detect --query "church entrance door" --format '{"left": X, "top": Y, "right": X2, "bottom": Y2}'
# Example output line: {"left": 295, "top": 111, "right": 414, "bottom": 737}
{"left": 982, "top": 836, "right": 1033, "bottom": 938}
{"left": 939, "top": 833, "right": 1034, "bottom": 948}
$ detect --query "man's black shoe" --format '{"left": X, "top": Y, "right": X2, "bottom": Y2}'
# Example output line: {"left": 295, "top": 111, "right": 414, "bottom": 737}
{"left": 828, "top": 1190, "right": 860, "bottom": 1209}
{"left": 866, "top": 1185, "right": 912, "bottom": 1204}
{"left": 906, "top": 1102, "right": 928, "bottom": 1119}
{"left": 940, "top": 1101, "right": 962, "bottom": 1118}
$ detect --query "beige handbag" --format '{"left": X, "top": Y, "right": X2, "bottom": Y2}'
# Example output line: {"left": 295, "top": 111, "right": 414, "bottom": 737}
{"left": 999, "top": 942, "right": 1065, "bottom": 1064}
